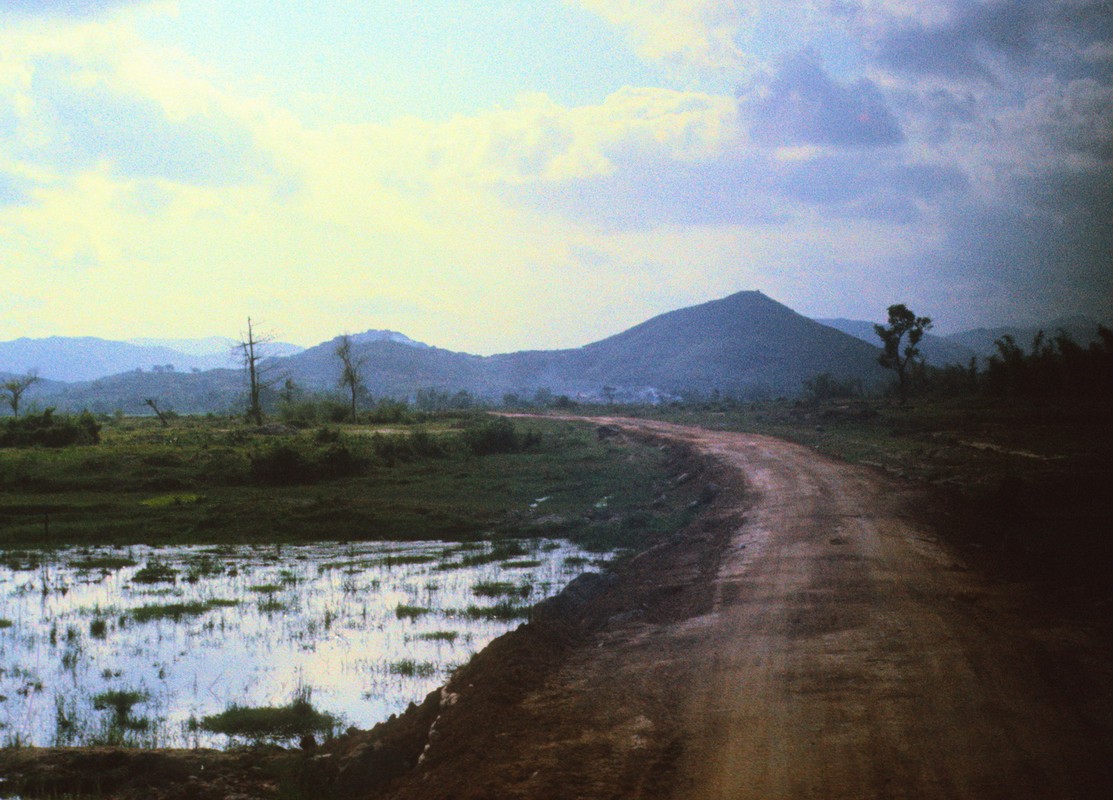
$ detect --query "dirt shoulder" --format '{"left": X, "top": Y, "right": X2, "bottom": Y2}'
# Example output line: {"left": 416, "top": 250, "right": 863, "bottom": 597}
{"left": 5, "top": 417, "right": 1113, "bottom": 799}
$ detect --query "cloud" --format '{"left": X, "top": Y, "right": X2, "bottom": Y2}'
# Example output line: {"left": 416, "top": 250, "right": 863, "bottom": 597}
{"left": 570, "top": 0, "right": 757, "bottom": 72}
{"left": 0, "top": 171, "right": 27, "bottom": 205}
{"left": 869, "top": 0, "right": 1113, "bottom": 81}
{"left": 0, "top": 1, "right": 148, "bottom": 19}
{"left": 25, "top": 61, "right": 265, "bottom": 185}
{"left": 750, "top": 53, "right": 904, "bottom": 147}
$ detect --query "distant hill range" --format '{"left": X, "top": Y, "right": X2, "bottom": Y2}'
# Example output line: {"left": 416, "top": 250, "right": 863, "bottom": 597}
{"left": 0, "top": 336, "right": 304, "bottom": 382}
{"left": 1, "top": 292, "right": 1107, "bottom": 416}
{"left": 817, "top": 315, "right": 1108, "bottom": 366}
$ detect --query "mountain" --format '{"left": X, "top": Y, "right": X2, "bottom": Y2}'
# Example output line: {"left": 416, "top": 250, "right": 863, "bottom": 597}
{"left": 941, "top": 316, "right": 1108, "bottom": 360}
{"left": 4, "top": 292, "right": 900, "bottom": 413}
{"left": 0, "top": 336, "right": 306, "bottom": 382}
{"left": 553, "top": 291, "right": 889, "bottom": 398}
{"left": 816, "top": 318, "right": 978, "bottom": 367}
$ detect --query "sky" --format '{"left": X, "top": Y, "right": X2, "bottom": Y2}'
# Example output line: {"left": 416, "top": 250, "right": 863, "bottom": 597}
{"left": 0, "top": 0, "right": 1110, "bottom": 353}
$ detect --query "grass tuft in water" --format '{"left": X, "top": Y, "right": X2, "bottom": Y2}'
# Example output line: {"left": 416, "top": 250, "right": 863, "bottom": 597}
{"left": 132, "top": 560, "right": 178, "bottom": 584}
{"left": 130, "top": 599, "right": 237, "bottom": 623}
{"left": 389, "top": 659, "right": 438, "bottom": 678}
{"left": 472, "top": 580, "right": 533, "bottom": 599}
{"left": 199, "top": 695, "right": 339, "bottom": 742}
{"left": 415, "top": 630, "right": 459, "bottom": 643}
{"left": 394, "top": 603, "right": 431, "bottom": 620}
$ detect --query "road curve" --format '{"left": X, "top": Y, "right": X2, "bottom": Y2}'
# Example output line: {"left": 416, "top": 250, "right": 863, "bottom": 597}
{"left": 588, "top": 418, "right": 1113, "bottom": 800}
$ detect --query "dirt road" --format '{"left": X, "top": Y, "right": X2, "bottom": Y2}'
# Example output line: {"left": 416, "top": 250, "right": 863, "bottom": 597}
{"left": 603, "top": 418, "right": 1113, "bottom": 799}
{"left": 398, "top": 417, "right": 1113, "bottom": 800}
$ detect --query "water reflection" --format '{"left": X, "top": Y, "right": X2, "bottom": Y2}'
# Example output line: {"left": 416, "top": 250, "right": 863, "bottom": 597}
{"left": 0, "top": 539, "right": 611, "bottom": 748}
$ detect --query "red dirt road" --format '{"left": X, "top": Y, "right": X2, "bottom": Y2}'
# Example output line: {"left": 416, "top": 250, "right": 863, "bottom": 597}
{"left": 494, "top": 417, "right": 1113, "bottom": 800}
{"left": 616, "top": 418, "right": 1113, "bottom": 799}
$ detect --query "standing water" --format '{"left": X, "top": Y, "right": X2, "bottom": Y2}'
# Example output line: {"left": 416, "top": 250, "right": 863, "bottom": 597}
{"left": 0, "top": 538, "right": 613, "bottom": 748}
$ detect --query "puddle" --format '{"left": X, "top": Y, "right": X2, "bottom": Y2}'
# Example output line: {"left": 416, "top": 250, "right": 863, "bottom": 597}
{"left": 0, "top": 539, "right": 613, "bottom": 748}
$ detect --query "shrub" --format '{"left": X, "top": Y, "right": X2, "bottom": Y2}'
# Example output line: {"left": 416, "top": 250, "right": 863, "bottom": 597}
{"left": 316, "top": 444, "right": 367, "bottom": 480}
{"left": 250, "top": 444, "right": 312, "bottom": 485}
{"left": 462, "top": 417, "right": 540, "bottom": 456}
{"left": 0, "top": 409, "right": 101, "bottom": 448}
{"left": 251, "top": 441, "right": 368, "bottom": 485}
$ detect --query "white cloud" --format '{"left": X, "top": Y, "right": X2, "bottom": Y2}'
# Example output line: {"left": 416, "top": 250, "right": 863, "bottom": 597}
{"left": 570, "top": 0, "right": 758, "bottom": 73}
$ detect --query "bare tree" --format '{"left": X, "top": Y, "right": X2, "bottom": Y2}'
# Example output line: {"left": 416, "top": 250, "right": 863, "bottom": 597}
{"left": 2, "top": 371, "right": 40, "bottom": 417}
{"left": 237, "top": 318, "right": 282, "bottom": 425}
{"left": 335, "top": 333, "right": 367, "bottom": 423}
{"left": 145, "top": 398, "right": 170, "bottom": 427}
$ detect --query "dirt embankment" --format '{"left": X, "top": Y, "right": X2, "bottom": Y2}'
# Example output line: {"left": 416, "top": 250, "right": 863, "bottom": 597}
{"left": 5, "top": 418, "right": 1113, "bottom": 799}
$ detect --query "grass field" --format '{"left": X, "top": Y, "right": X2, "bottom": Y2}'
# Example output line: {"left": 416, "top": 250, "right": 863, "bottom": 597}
{"left": 0, "top": 415, "right": 698, "bottom": 551}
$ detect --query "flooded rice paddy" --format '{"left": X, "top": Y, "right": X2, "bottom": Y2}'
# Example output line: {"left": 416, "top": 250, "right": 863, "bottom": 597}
{"left": 0, "top": 538, "right": 613, "bottom": 748}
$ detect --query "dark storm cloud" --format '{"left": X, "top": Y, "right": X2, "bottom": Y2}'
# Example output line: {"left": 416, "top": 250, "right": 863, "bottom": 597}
{"left": 751, "top": 53, "right": 904, "bottom": 148}
{"left": 874, "top": 0, "right": 1113, "bottom": 80}
{"left": 780, "top": 156, "right": 968, "bottom": 221}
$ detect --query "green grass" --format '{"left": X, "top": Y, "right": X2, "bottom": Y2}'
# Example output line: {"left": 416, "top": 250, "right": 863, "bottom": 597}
{"left": 472, "top": 580, "right": 532, "bottom": 599}
{"left": 414, "top": 630, "right": 459, "bottom": 643}
{"left": 0, "top": 415, "right": 699, "bottom": 551}
{"left": 388, "top": 659, "right": 438, "bottom": 678}
{"left": 248, "top": 583, "right": 284, "bottom": 593}
{"left": 67, "top": 555, "right": 138, "bottom": 570}
{"left": 131, "top": 561, "right": 178, "bottom": 584}
{"left": 129, "top": 599, "right": 238, "bottom": 623}
{"left": 199, "top": 698, "right": 339, "bottom": 742}
{"left": 394, "top": 603, "right": 431, "bottom": 620}
{"left": 455, "top": 601, "right": 532, "bottom": 621}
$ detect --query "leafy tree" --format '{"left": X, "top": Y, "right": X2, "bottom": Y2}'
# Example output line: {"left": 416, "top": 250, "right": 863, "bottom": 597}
{"left": 2, "top": 371, "right": 40, "bottom": 417}
{"left": 335, "top": 333, "right": 367, "bottom": 423}
{"left": 874, "top": 304, "right": 932, "bottom": 403}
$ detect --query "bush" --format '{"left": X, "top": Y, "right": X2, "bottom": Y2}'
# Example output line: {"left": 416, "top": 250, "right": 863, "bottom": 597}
{"left": 366, "top": 400, "right": 412, "bottom": 424}
{"left": 0, "top": 409, "right": 101, "bottom": 448}
{"left": 250, "top": 442, "right": 368, "bottom": 485}
{"left": 316, "top": 444, "right": 367, "bottom": 480}
{"left": 250, "top": 444, "right": 311, "bottom": 485}
{"left": 462, "top": 417, "right": 540, "bottom": 456}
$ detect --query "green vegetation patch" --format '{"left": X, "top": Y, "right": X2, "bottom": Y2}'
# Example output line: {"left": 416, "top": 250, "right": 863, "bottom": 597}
{"left": 199, "top": 698, "right": 339, "bottom": 742}
{"left": 454, "top": 601, "right": 532, "bottom": 621}
{"left": 140, "top": 493, "right": 203, "bottom": 508}
{"left": 0, "top": 414, "right": 701, "bottom": 552}
{"left": 248, "top": 583, "right": 284, "bottom": 593}
{"left": 68, "top": 555, "right": 138, "bottom": 570}
{"left": 472, "top": 580, "right": 532, "bottom": 599}
{"left": 394, "top": 603, "right": 431, "bottom": 620}
{"left": 389, "top": 659, "right": 438, "bottom": 678}
{"left": 129, "top": 599, "right": 237, "bottom": 623}
{"left": 131, "top": 561, "right": 178, "bottom": 584}
{"left": 415, "top": 630, "right": 459, "bottom": 643}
